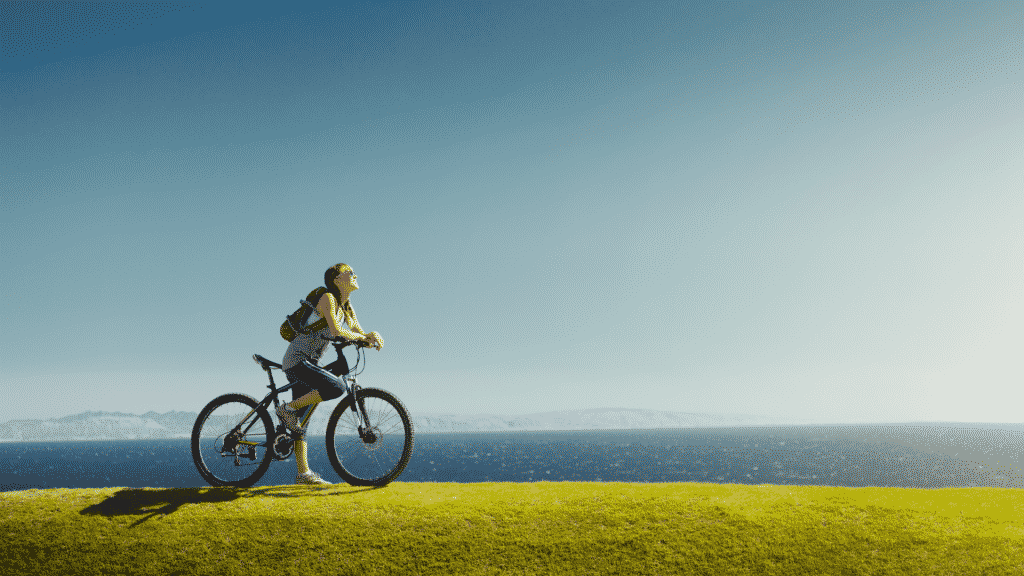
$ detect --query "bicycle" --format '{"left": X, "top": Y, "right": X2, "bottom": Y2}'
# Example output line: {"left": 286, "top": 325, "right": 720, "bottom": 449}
{"left": 191, "top": 338, "right": 415, "bottom": 488}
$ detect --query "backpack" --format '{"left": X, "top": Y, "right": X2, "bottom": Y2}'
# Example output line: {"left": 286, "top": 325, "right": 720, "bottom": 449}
{"left": 280, "top": 287, "right": 330, "bottom": 342}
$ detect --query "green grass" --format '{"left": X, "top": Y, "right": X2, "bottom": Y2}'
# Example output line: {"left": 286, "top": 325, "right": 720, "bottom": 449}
{"left": 2, "top": 481, "right": 1022, "bottom": 575}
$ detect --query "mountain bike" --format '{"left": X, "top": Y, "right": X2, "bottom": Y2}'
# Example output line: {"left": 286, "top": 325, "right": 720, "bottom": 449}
{"left": 191, "top": 339, "right": 414, "bottom": 488}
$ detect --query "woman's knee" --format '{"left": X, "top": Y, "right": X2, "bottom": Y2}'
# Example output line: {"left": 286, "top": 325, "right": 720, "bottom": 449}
{"left": 317, "top": 385, "right": 344, "bottom": 402}
{"left": 297, "top": 361, "right": 345, "bottom": 400}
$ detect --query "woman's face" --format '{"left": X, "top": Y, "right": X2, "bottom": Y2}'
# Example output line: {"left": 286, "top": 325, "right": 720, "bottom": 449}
{"left": 334, "top": 269, "right": 358, "bottom": 292}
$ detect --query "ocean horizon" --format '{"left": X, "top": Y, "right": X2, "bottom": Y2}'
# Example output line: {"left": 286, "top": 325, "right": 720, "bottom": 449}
{"left": 3, "top": 421, "right": 1023, "bottom": 492}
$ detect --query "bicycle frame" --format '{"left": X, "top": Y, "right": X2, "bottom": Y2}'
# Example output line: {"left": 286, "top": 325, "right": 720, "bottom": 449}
{"left": 227, "top": 347, "right": 373, "bottom": 453}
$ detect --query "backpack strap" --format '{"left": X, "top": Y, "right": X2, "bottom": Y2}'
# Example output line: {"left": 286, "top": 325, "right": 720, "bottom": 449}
{"left": 295, "top": 287, "right": 330, "bottom": 335}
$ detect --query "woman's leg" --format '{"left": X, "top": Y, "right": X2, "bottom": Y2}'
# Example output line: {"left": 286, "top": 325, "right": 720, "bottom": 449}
{"left": 283, "top": 361, "right": 345, "bottom": 477}
{"left": 288, "top": 390, "right": 322, "bottom": 410}
{"left": 284, "top": 377, "right": 319, "bottom": 475}
{"left": 294, "top": 404, "right": 318, "bottom": 475}
{"left": 295, "top": 438, "right": 310, "bottom": 475}
{"left": 282, "top": 362, "right": 329, "bottom": 410}
{"left": 287, "top": 361, "right": 346, "bottom": 407}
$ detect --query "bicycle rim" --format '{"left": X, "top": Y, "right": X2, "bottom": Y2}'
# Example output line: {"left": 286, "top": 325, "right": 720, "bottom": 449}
{"left": 326, "top": 388, "right": 414, "bottom": 486}
{"left": 191, "top": 393, "right": 275, "bottom": 488}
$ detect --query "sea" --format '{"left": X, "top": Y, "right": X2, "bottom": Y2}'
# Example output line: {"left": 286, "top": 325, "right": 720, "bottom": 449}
{"left": 3, "top": 424, "right": 1023, "bottom": 492}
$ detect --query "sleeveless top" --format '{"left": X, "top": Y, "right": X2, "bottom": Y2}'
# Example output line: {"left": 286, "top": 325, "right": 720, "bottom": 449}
{"left": 282, "top": 299, "right": 348, "bottom": 371}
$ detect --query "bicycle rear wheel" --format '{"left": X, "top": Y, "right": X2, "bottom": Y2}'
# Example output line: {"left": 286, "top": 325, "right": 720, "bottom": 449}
{"left": 191, "top": 393, "right": 275, "bottom": 488}
{"left": 326, "top": 387, "right": 414, "bottom": 486}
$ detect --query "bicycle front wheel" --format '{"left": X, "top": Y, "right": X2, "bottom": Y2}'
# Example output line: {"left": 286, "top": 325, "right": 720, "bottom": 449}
{"left": 191, "top": 393, "right": 275, "bottom": 488}
{"left": 326, "top": 387, "right": 414, "bottom": 487}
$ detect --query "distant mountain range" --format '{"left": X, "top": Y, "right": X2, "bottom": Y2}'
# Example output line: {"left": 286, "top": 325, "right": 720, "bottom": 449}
{"left": 0, "top": 408, "right": 827, "bottom": 442}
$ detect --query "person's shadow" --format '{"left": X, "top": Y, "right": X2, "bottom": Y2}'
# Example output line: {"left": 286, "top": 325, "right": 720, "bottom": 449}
{"left": 80, "top": 484, "right": 382, "bottom": 528}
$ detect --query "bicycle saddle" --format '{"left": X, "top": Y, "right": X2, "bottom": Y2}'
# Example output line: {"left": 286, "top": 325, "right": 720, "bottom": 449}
{"left": 253, "top": 354, "right": 282, "bottom": 370}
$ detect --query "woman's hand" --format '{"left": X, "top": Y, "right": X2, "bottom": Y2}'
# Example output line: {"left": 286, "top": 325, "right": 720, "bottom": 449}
{"left": 366, "top": 331, "right": 383, "bottom": 351}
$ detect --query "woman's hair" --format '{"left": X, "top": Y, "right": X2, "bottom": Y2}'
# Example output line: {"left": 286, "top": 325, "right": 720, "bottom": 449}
{"left": 324, "top": 263, "right": 354, "bottom": 319}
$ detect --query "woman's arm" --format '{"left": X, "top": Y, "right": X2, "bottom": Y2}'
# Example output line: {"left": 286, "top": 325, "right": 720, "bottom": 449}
{"left": 342, "top": 302, "right": 383, "bottom": 350}
{"left": 346, "top": 305, "right": 383, "bottom": 350}
{"left": 316, "top": 293, "right": 369, "bottom": 342}
{"left": 347, "top": 308, "right": 367, "bottom": 337}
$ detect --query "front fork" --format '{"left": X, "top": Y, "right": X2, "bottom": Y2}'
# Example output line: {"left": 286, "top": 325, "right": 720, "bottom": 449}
{"left": 346, "top": 375, "right": 374, "bottom": 441}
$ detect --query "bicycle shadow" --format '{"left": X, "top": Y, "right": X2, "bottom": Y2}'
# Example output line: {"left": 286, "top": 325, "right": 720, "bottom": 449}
{"left": 79, "top": 484, "right": 384, "bottom": 528}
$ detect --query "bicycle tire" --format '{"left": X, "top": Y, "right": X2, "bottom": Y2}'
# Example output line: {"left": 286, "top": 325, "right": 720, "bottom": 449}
{"left": 191, "top": 393, "right": 275, "bottom": 488}
{"left": 326, "top": 387, "right": 414, "bottom": 487}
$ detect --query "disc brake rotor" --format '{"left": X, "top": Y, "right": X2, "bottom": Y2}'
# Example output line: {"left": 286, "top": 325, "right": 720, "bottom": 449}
{"left": 360, "top": 426, "right": 382, "bottom": 448}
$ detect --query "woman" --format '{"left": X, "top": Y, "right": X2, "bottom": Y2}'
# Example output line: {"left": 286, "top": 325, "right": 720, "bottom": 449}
{"left": 277, "top": 263, "right": 383, "bottom": 486}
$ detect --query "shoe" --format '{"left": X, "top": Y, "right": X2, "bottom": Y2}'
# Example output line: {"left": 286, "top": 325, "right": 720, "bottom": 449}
{"left": 296, "top": 471, "right": 332, "bottom": 486}
{"left": 276, "top": 403, "right": 303, "bottom": 433}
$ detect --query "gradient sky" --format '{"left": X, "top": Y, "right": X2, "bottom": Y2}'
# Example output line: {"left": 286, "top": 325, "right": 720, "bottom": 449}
{"left": 2, "top": 0, "right": 1021, "bottom": 425}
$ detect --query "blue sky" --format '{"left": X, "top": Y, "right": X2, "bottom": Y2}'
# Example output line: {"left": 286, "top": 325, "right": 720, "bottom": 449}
{"left": 2, "top": 0, "right": 1021, "bottom": 425}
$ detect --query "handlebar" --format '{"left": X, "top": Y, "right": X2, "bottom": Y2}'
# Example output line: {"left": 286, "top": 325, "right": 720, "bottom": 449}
{"left": 330, "top": 337, "right": 375, "bottom": 350}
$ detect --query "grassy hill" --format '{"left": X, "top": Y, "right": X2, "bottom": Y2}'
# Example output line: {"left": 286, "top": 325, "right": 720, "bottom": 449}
{"left": 2, "top": 481, "right": 1022, "bottom": 575}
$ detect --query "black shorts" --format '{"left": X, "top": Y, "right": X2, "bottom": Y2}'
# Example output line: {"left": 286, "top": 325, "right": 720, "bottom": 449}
{"left": 284, "top": 357, "right": 349, "bottom": 402}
